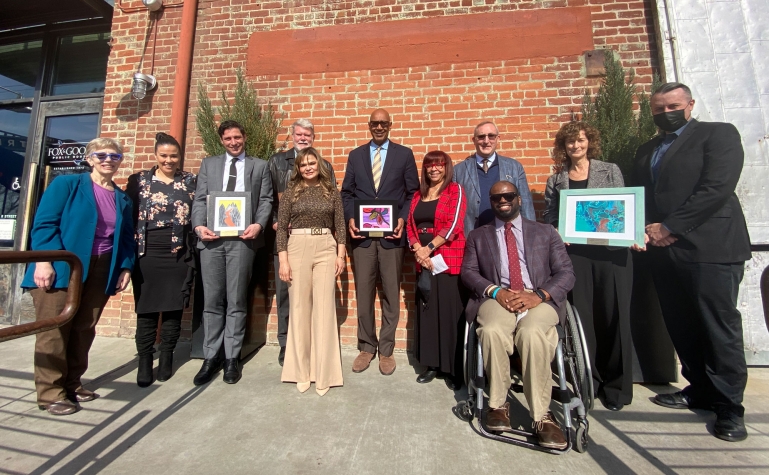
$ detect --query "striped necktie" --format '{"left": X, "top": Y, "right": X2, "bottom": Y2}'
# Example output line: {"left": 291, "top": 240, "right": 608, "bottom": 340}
{"left": 372, "top": 146, "right": 382, "bottom": 190}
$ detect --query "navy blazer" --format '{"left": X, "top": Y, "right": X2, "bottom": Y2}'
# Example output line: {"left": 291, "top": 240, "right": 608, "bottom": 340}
{"left": 21, "top": 173, "right": 136, "bottom": 295}
{"left": 340, "top": 140, "right": 419, "bottom": 248}
{"left": 631, "top": 119, "right": 751, "bottom": 263}
{"left": 460, "top": 217, "right": 575, "bottom": 324}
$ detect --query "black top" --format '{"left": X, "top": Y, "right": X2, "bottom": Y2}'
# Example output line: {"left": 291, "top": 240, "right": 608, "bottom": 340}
{"left": 413, "top": 199, "right": 438, "bottom": 247}
{"left": 568, "top": 178, "right": 588, "bottom": 190}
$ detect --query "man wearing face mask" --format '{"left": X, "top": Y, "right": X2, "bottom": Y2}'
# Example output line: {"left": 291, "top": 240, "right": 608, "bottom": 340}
{"left": 631, "top": 82, "right": 751, "bottom": 442}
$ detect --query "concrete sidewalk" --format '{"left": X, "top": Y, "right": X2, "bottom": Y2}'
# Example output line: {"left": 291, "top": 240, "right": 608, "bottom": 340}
{"left": 1, "top": 335, "right": 768, "bottom": 475}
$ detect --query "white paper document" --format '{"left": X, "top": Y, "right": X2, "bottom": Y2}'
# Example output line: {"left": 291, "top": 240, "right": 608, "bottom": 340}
{"left": 430, "top": 254, "right": 449, "bottom": 275}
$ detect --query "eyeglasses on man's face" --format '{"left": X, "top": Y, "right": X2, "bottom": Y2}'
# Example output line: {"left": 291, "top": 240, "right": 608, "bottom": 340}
{"left": 90, "top": 152, "right": 123, "bottom": 162}
{"left": 474, "top": 133, "right": 498, "bottom": 141}
{"left": 489, "top": 192, "right": 519, "bottom": 203}
{"left": 368, "top": 121, "right": 391, "bottom": 129}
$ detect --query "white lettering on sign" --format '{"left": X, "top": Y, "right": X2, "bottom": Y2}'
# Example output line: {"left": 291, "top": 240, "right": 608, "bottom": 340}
{"left": 46, "top": 142, "right": 88, "bottom": 166}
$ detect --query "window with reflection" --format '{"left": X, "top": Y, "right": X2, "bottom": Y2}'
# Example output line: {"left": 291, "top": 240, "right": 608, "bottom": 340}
{"left": 0, "top": 106, "right": 32, "bottom": 246}
{"left": 0, "top": 40, "right": 42, "bottom": 101}
{"left": 50, "top": 33, "right": 111, "bottom": 96}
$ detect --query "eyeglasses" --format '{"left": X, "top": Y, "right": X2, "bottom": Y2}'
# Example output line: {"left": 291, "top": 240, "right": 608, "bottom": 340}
{"left": 475, "top": 134, "right": 498, "bottom": 141}
{"left": 425, "top": 162, "right": 445, "bottom": 169}
{"left": 90, "top": 152, "right": 123, "bottom": 161}
{"left": 368, "top": 121, "right": 391, "bottom": 129}
{"left": 489, "top": 192, "right": 519, "bottom": 203}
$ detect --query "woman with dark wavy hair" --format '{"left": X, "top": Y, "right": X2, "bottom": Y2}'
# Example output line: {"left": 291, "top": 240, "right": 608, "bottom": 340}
{"left": 406, "top": 150, "right": 467, "bottom": 389}
{"left": 544, "top": 121, "right": 633, "bottom": 411}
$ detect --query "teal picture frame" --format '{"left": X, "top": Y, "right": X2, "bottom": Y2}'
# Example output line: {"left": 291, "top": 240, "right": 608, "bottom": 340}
{"left": 557, "top": 186, "right": 645, "bottom": 247}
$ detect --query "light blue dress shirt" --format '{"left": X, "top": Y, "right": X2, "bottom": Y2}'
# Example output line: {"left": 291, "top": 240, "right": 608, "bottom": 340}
{"left": 369, "top": 140, "right": 390, "bottom": 169}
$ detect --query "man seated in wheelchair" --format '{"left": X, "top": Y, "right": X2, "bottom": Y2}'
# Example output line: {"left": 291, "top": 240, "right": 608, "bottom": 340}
{"left": 461, "top": 181, "right": 575, "bottom": 449}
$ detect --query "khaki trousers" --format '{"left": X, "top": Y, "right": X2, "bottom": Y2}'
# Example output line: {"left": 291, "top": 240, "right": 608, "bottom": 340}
{"left": 476, "top": 297, "right": 559, "bottom": 421}
{"left": 281, "top": 234, "right": 343, "bottom": 389}
{"left": 30, "top": 253, "right": 112, "bottom": 405}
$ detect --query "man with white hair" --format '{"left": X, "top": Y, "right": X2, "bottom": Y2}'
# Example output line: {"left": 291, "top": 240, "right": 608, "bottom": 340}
{"left": 267, "top": 119, "right": 336, "bottom": 365}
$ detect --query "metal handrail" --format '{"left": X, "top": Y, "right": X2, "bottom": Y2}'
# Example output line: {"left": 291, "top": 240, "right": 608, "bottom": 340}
{"left": 0, "top": 251, "right": 83, "bottom": 342}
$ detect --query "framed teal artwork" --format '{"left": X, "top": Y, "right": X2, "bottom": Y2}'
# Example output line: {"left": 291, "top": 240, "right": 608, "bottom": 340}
{"left": 557, "top": 186, "right": 646, "bottom": 247}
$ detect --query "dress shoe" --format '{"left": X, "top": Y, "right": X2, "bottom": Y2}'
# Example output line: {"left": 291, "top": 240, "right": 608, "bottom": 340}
{"left": 157, "top": 351, "right": 174, "bottom": 382}
{"left": 352, "top": 351, "right": 375, "bottom": 373}
{"left": 137, "top": 354, "right": 154, "bottom": 388}
{"left": 714, "top": 407, "right": 748, "bottom": 442}
{"left": 444, "top": 377, "right": 461, "bottom": 391}
{"left": 379, "top": 353, "right": 396, "bottom": 375}
{"left": 534, "top": 412, "right": 567, "bottom": 450}
{"left": 193, "top": 358, "right": 222, "bottom": 386}
{"left": 69, "top": 388, "right": 99, "bottom": 403}
{"left": 39, "top": 400, "right": 80, "bottom": 416}
{"left": 222, "top": 358, "right": 241, "bottom": 384}
{"left": 486, "top": 402, "right": 511, "bottom": 431}
{"left": 653, "top": 391, "right": 696, "bottom": 410}
{"left": 316, "top": 387, "right": 329, "bottom": 397}
{"left": 297, "top": 382, "right": 311, "bottom": 393}
{"left": 278, "top": 346, "right": 286, "bottom": 367}
{"left": 416, "top": 369, "right": 438, "bottom": 384}
{"left": 599, "top": 394, "right": 624, "bottom": 411}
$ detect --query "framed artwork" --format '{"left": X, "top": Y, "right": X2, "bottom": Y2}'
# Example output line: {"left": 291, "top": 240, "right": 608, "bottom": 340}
{"left": 207, "top": 191, "right": 252, "bottom": 237}
{"left": 557, "top": 186, "right": 645, "bottom": 247}
{"left": 354, "top": 200, "right": 397, "bottom": 238}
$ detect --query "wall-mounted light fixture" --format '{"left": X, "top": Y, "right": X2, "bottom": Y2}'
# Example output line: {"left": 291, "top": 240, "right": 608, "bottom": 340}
{"left": 142, "top": 0, "right": 164, "bottom": 12}
{"left": 132, "top": 72, "right": 157, "bottom": 100}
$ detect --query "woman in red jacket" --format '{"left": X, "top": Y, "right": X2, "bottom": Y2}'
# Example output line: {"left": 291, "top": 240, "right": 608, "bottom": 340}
{"left": 407, "top": 151, "right": 467, "bottom": 389}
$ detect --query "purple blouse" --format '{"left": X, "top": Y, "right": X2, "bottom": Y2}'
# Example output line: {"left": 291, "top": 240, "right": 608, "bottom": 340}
{"left": 92, "top": 182, "right": 117, "bottom": 255}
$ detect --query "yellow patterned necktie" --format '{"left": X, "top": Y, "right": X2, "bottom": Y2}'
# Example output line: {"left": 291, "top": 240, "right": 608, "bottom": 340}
{"left": 372, "top": 146, "right": 382, "bottom": 190}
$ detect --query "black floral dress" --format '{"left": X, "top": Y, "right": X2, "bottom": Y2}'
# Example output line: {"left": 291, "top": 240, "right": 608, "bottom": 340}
{"left": 126, "top": 167, "right": 197, "bottom": 314}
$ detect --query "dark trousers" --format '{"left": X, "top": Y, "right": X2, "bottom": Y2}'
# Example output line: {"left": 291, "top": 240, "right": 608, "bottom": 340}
{"left": 30, "top": 253, "right": 112, "bottom": 405}
{"left": 135, "top": 310, "right": 183, "bottom": 356}
{"left": 650, "top": 248, "right": 747, "bottom": 415}
{"left": 568, "top": 245, "right": 634, "bottom": 405}
{"left": 273, "top": 253, "right": 289, "bottom": 347}
{"left": 351, "top": 240, "right": 405, "bottom": 357}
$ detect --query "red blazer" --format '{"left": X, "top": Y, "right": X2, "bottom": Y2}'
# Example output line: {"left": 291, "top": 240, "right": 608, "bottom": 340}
{"left": 407, "top": 181, "right": 467, "bottom": 275}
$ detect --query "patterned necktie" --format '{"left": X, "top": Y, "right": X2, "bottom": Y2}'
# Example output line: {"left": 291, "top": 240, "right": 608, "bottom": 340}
{"left": 482, "top": 158, "right": 489, "bottom": 173}
{"left": 372, "top": 146, "right": 382, "bottom": 190}
{"left": 226, "top": 157, "right": 238, "bottom": 191}
{"left": 504, "top": 222, "right": 525, "bottom": 291}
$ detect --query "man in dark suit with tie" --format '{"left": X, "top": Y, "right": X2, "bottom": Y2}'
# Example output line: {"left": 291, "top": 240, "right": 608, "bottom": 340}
{"left": 341, "top": 109, "right": 419, "bottom": 375}
{"left": 461, "top": 181, "right": 575, "bottom": 449}
{"left": 191, "top": 120, "right": 273, "bottom": 385}
{"left": 632, "top": 83, "right": 752, "bottom": 442}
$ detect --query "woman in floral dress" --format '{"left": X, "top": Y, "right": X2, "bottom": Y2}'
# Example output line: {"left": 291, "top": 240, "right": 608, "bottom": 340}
{"left": 126, "top": 133, "right": 196, "bottom": 387}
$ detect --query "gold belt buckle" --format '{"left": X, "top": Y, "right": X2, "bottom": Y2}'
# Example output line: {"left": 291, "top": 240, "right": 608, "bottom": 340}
{"left": 311, "top": 227, "right": 322, "bottom": 235}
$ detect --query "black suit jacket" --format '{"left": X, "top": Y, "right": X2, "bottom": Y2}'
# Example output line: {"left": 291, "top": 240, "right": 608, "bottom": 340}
{"left": 631, "top": 119, "right": 751, "bottom": 263}
{"left": 460, "top": 218, "right": 575, "bottom": 325}
{"left": 340, "top": 140, "right": 419, "bottom": 248}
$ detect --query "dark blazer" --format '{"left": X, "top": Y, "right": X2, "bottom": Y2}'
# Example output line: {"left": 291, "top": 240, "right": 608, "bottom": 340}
{"left": 460, "top": 218, "right": 575, "bottom": 324}
{"left": 631, "top": 119, "right": 751, "bottom": 263}
{"left": 191, "top": 154, "right": 273, "bottom": 250}
{"left": 340, "top": 140, "right": 419, "bottom": 248}
{"left": 21, "top": 173, "right": 136, "bottom": 295}
{"left": 543, "top": 159, "right": 625, "bottom": 226}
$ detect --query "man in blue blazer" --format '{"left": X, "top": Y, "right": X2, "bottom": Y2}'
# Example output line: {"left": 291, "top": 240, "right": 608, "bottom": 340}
{"left": 341, "top": 109, "right": 419, "bottom": 375}
{"left": 454, "top": 121, "right": 535, "bottom": 233}
{"left": 191, "top": 120, "right": 273, "bottom": 385}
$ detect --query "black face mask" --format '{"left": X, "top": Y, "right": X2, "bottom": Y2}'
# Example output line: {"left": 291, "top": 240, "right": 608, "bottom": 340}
{"left": 653, "top": 109, "right": 688, "bottom": 132}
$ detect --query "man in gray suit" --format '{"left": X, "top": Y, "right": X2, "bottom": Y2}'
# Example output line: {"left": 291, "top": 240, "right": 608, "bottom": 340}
{"left": 454, "top": 121, "right": 535, "bottom": 233}
{"left": 191, "top": 120, "right": 273, "bottom": 385}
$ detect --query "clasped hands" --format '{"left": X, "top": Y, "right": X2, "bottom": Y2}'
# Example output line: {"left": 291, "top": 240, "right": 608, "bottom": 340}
{"left": 495, "top": 288, "right": 542, "bottom": 313}
{"left": 412, "top": 244, "right": 433, "bottom": 272}
{"left": 644, "top": 223, "right": 677, "bottom": 248}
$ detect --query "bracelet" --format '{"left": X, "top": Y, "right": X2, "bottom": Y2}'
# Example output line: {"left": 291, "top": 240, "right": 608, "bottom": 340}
{"left": 491, "top": 287, "right": 500, "bottom": 299}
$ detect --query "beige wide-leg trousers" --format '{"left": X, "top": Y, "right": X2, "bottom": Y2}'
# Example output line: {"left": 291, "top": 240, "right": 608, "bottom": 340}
{"left": 476, "top": 297, "right": 559, "bottom": 421}
{"left": 281, "top": 233, "right": 344, "bottom": 390}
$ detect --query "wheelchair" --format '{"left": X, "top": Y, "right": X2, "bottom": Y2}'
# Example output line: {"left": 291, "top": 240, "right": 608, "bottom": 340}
{"left": 453, "top": 302, "right": 593, "bottom": 454}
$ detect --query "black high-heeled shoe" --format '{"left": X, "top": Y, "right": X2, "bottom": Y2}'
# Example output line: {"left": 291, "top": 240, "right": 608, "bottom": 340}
{"left": 137, "top": 355, "right": 154, "bottom": 388}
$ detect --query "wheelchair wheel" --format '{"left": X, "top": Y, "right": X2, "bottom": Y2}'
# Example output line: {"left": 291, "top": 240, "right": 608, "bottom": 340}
{"left": 453, "top": 400, "right": 474, "bottom": 422}
{"left": 464, "top": 321, "right": 477, "bottom": 390}
{"left": 575, "top": 422, "right": 589, "bottom": 453}
{"left": 565, "top": 304, "right": 594, "bottom": 412}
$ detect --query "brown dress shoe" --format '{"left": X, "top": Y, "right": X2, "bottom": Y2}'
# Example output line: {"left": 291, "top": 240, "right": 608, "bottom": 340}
{"left": 69, "top": 388, "right": 98, "bottom": 403}
{"left": 534, "top": 412, "right": 567, "bottom": 449}
{"left": 352, "top": 351, "right": 375, "bottom": 373}
{"left": 486, "top": 402, "right": 511, "bottom": 431}
{"left": 39, "top": 400, "right": 80, "bottom": 416}
{"left": 379, "top": 353, "right": 396, "bottom": 375}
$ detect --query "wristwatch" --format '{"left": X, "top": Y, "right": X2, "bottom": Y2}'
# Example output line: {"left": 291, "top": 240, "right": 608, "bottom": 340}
{"left": 534, "top": 289, "right": 547, "bottom": 302}
{"left": 427, "top": 242, "right": 435, "bottom": 251}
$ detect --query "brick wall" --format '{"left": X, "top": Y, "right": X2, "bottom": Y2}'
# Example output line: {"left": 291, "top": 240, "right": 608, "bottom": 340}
{"left": 98, "top": 0, "right": 659, "bottom": 351}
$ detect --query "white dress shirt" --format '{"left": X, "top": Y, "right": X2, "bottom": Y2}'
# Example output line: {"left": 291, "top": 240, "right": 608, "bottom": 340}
{"left": 222, "top": 152, "right": 246, "bottom": 192}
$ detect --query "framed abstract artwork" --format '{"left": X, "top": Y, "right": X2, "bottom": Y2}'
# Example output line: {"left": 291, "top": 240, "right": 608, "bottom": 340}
{"left": 207, "top": 191, "right": 252, "bottom": 237}
{"left": 354, "top": 200, "right": 397, "bottom": 238}
{"left": 557, "top": 187, "right": 645, "bottom": 247}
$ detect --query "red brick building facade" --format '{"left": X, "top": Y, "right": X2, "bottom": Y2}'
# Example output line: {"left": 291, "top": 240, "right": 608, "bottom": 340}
{"left": 98, "top": 0, "right": 658, "bottom": 351}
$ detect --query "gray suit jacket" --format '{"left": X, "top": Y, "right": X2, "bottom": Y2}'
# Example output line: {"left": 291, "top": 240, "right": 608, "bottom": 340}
{"left": 453, "top": 154, "right": 535, "bottom": 232}
{"left": 461, "top": 218, "right": 575, "bottom": 324}
{"left": 191, "top": 154, "right": 273, "bottom": 249}
{"left": 543, "top": 159, "right": 625, "bottom": 226}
